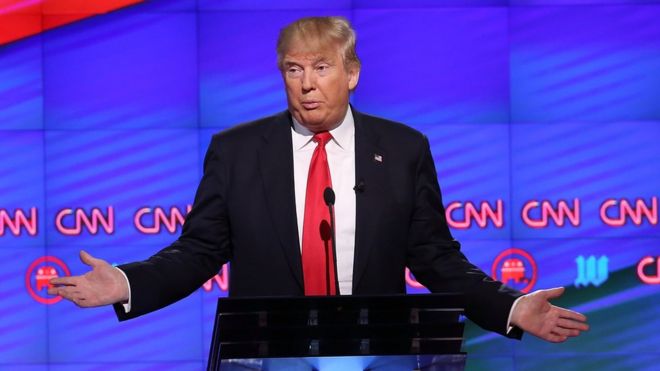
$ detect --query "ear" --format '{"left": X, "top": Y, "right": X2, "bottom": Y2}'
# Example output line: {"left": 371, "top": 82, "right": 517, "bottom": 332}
{"left": 347, "top": 64, "right": 360, "bottom": 90}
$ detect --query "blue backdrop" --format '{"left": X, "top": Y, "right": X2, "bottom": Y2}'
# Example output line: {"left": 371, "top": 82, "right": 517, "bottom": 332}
{"left": 1, "top": 0, "right": 659, "bottom": 370}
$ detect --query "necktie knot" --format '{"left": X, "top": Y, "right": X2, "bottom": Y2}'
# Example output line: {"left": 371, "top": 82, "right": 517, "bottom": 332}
{"left": 313, "top": 132, "right": 332, "bottom": 147}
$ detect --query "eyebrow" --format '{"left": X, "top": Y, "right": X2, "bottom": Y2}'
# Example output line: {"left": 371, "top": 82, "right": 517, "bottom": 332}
{"left": 313, "top": 56, "right": 332, "bottom": 64}
{"left": 283, "top": 55, "right": 334, "bottom": 67}
{"left": 283, "top": 61, "right": 299, "bottom": 68}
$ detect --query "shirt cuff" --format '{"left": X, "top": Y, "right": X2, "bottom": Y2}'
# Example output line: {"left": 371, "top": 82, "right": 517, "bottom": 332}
{"left": 115, "top": 267, "right": 132, "bottom": 313}
{"left": 506, "top": 295, "right": 525, "bottom": 334}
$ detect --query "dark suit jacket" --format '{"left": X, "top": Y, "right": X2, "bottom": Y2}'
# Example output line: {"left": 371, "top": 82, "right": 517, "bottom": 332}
{"left": 115, "top": 108, "right": 523, "bottom": 338}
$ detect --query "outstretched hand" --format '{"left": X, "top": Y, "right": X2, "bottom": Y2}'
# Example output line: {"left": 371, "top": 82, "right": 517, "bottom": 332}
{"left": 511, "top": 287, "right": 589, "bottom": 343}
{"left": 48, "top": 250, "right": 129, "bottom": 307}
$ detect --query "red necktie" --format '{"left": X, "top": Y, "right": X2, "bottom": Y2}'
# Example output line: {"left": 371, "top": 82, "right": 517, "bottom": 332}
{"left": 302, "top": 131, "right": 337, "bottom": 296}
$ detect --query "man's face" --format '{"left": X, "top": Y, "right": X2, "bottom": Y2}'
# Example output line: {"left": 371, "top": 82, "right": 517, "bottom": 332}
{"left": 282, "top": 42, "right": 359, "bottom": 133}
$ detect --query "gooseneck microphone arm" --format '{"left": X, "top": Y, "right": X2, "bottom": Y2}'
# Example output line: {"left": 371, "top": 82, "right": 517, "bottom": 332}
{"left": 323, "top": 187, "right": 340, "bottom": 295}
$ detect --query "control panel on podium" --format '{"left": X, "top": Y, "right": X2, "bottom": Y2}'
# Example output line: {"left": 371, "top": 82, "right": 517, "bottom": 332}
{"left": 208, "top": 294, "right": 466, "bottom": 371}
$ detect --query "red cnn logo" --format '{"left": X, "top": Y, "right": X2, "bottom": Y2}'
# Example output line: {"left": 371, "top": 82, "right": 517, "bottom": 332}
{"left": 637, "top": 256, "right": 660, "bottom": 284}
{"left": 134, "top": 205, "right": 192, "bottom": 234}
{"left": 521, "top": 199, "right": 580, "bottom": 228}
{"left": 600, "top": 197, "right": 658, "bottom": 227}
{"left": 405, "top": 268, "right": 425, "bottom": 289}
{"left": 25, "top": 256, "right": 71, "bottom": 305}
{"left": 55, "top": 207, "right": 114, "bottom": 235}
{"left": 202, "top": 265, "right": 229, "bottom": 292}
{"left": 0, "top": 207, "right": 38, "bottom": 236}
{"left": 445, "top": 200, "right": 504, "bottom": 229}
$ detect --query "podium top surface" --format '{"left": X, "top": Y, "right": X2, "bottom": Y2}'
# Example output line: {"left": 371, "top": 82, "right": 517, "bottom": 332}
{"left": 216, "top": 293, "right": 465, "bottom": 314}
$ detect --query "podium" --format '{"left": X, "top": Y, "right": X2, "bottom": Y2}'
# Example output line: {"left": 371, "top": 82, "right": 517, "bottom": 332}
{"left": 207, "top": 294, "right": 466, "bottom": 371}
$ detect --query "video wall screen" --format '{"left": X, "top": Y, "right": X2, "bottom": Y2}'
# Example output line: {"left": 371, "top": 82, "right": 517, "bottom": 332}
{"left": 1, "top": 0, "right": 659, "bottom": 370}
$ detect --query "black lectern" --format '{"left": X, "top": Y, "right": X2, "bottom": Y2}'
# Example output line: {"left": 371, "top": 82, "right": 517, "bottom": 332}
{"left": 208, "top": 294, "right": 466, "bottom": 371}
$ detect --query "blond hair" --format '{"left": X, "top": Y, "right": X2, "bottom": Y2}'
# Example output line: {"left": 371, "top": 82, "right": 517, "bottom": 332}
{"left": 276, "top": 16, "right": 361, "bottom": 71}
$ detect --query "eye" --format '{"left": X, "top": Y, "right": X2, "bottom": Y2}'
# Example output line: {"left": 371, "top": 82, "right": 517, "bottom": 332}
{"left": 315, "top": 64, "right": 332, "bottom": 76}
{"left": 286, "top": 66, "right": 302, "bottom": 77}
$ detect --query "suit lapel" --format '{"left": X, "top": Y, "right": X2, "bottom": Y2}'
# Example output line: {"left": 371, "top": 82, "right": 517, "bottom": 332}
{"left": 352, "top": 109, "right": 388, "bottom": 292}
{"left": 258, "top": 111, "right": 304, "bottom": 291}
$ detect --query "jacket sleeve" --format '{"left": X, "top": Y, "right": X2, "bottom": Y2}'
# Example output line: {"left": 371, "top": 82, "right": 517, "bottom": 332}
{"left": 114, "top": 135, "right": 232, "bottom": 321}
{"left": 405, "top": 135, "right": 523, "bottom": 339}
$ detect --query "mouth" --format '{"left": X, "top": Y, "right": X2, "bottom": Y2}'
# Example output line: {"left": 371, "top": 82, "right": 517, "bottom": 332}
{"left": 301, "top": 101, "right": 321, "bottom": 110}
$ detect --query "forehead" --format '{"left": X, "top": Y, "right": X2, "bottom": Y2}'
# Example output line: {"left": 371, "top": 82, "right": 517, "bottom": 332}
{"left": 282, "top": 38, "right": 341, "bottom": 63}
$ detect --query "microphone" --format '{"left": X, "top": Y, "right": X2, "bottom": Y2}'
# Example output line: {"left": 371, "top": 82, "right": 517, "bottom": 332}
{"left": 353, "top": 180, "right": 365, "bottom": 193}
{"left": 323, "top": 187, "right": 340, "bottom": 295}
{"left": 323, "top": 187, "right": 335, "bottom": 206}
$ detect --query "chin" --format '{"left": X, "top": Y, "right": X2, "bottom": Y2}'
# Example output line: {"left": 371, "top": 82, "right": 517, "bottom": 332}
{"left": 304, "top": 123, "right": 327, "bottom": 133}
{"left": 299, "top": 116, "right": 326, "bottom": 130}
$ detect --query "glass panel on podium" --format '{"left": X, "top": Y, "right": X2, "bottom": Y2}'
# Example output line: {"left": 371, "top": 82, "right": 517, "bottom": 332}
{"left": 208, "top": 294, "right": 466, "bottom": 371}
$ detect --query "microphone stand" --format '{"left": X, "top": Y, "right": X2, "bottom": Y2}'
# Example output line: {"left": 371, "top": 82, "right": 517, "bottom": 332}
{"left": 324, "top": 187, "right": 340, "bottom": 295}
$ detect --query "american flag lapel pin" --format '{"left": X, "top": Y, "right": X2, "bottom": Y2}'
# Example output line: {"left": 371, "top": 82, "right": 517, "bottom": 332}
{"left": 373, "top": 153, "right": 383, "bottom": 163}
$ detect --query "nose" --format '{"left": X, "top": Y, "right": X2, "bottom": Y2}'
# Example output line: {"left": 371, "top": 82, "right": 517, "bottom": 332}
{"left": 301, "top": 70, "right": 315, "bottom": 92}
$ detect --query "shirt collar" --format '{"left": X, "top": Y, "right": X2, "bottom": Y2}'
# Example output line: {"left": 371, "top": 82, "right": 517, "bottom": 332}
{"left": 291, "top": 107, "right": 355, "bottom": 151}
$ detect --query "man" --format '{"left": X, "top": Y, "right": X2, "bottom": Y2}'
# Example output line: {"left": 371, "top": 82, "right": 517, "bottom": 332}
{"left": 50, "top": 16, "right": 588, "bottom": 343}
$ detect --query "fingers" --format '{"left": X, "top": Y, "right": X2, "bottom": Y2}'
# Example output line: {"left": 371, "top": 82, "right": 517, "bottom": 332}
{"left": 79, "top": 250, "right": 105, "bottom": 268}
{"left": 48, "top": 286, "right": 76, "bottom": 298}
{"left": 543, "top": 333, "right": 568, "bottom": 343}
{"left": 48, "top": 286, "right": 88, "bottom": 306}
{"left": 540, "top": 311, "right": 588, "bottom": 343}
{"left": 557, "top": 317, "right": 589, "bottom": 331}
{"left": 550, "top": 325, "right": 581, "bottom": 338}
{"left": 557, "top": 307, "right": 588, "bottom": 324}
{"left": 50, "top": 275, "right": 81, "bottom": 287}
